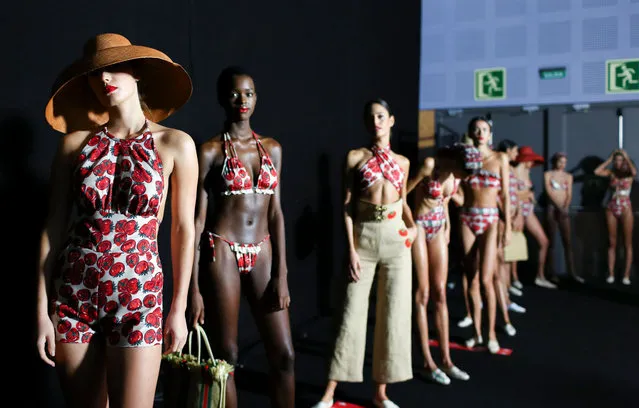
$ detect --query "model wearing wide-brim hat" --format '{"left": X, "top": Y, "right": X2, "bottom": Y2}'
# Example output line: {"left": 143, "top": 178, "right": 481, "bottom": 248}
{"left": 45, "top": 33, "right": 192, "bottom": 133}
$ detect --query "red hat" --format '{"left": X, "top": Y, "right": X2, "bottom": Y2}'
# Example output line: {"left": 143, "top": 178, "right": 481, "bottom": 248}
{"left": 516, "top": 146, "right": 544, "bottom": 166}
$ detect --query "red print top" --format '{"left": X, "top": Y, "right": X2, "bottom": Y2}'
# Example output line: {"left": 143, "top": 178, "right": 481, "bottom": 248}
{"left": 70, "top": 121, "right": 163, "bottom": 251}
{"left": 220, "top": 132, "right": 279, "bottom": 196}
{"left": 359, "top": 145, "right": 405, "bottom": 193}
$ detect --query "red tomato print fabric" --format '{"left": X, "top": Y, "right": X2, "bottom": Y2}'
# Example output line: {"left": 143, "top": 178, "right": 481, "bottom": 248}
{"left": 51, "top": 122, "right": 165, "bottom": 347}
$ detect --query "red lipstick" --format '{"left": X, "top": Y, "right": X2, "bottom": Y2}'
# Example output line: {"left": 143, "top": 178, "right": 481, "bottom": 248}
{"left": 105, "top": 85, "right": 118, "bottom": 95}
{"left": 239, "top": 107, "right": 249, "bottom": 113}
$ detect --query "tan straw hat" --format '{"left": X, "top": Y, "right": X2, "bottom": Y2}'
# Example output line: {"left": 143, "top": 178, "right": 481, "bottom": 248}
{"left": 45, "top": 33, "right": 193, "bottom": 133}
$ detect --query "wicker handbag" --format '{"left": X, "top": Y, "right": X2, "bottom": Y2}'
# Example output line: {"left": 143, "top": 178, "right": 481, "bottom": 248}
{"left": 162, "top": 323, "right": 234, "bottom": 408}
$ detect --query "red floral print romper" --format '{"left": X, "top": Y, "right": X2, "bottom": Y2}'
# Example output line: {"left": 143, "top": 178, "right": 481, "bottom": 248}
{"left": 52, "top": 122, "right": 164, "bottom": 347}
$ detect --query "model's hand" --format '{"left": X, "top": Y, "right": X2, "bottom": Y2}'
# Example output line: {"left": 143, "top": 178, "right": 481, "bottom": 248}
{"left": 163, "top": 309, "right": 188, "bottom": 355}
{"left": 407, "top": 225, "right": 418, "bottom": 244}
{"left": 272, "top": 275, "right": 291, "bottom": 311}
{"left": 36, "top": 315, "right": 56, "bottom": 367}
{"left": 348, "top": 249, "right": 362, "bottom": 282}
{"left": 189, "top": 289, "right": 205, "bottom": 327}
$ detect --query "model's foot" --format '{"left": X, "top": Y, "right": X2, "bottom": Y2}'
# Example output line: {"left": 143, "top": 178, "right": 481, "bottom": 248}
{"left": 508, "top": 286, "right": 523, "bottom": 297}
{"left": 508, "top": 302, "right": 526, "bottom": 314}
{"left": 421, "top": 367, "right": 451, "bottom": 385}
{"left": 373, "top": 398, "right": 400, "bottom": 408}
{"left": 622, "top": 277, "right": 631, "bottom": 285}
{"left": 535, "top": 277, "right": 557, "bottom": 289}
{"left": 457, "top": 316, "right": 473, "bottom": 328}
{"left": 512, "top": 280, "right": 523, "bottom": 290}
{"left": 311, "top": 399, "right": 333, "bottom": 408}
{"left": 573, "top": 275, "right": 585, "bottom": 284}
{"left": 442, "top": 365, "right": 470, "bottom": 381}
{"left": 504, "top": 323, "right": 517, "bottom": 337}
{"left": 465, "top": 335, "right": 483, "bottom": 348}
{"left": 606, "top": 275, "right": 615, "bottom": 284}
{"left": 487, "top": 339, "right": 500, "bottom": 354}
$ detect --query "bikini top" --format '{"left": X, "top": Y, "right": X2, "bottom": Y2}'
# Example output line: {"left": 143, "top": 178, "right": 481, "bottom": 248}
{"left": 420, "top": 173, "right": 460, "bottom": 204}
{"left": 610, "top": 177, "right": 632, "bottom": 197}
{"left": 550, "top": 179, "right": 569, "bottom": 191}
{"left": 220, "top": 132, "right": 278, "bottom": 196}
{"left": 465, "top": 169, "right": 501, "bottom": 190}
{"left": 359, "top": 145, "right": 405, "bottom": 193}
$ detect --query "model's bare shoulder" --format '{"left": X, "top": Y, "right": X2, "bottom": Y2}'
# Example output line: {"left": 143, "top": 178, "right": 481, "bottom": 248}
{"left": 346, "top": 147, "right": 368, "bottom": 169}
{"left": 60, "top": 129, "right": 94, "bottom": 157}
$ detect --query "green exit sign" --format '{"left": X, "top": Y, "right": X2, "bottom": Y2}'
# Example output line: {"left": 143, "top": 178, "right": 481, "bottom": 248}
{"left": 539, "top": 67, "right": 567, "bottom": 80}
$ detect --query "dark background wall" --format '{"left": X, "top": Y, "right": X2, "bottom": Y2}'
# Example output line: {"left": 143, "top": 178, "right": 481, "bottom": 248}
{"left": 5, "top": 1, "right": 420, "bottom": 406}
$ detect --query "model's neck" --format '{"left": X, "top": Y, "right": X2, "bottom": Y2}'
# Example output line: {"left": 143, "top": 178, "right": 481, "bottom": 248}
{"left": 105, "top": 97, "right": 147, "bottom": 139}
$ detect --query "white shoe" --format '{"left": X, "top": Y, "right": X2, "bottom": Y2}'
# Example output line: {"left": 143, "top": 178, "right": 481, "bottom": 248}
{"left": 512, "top": 280, "right": 523, "bottom": 290}
{"left": 508, "top": 302, "right": 526, "bottom": 314}
{"left": 535, "top": 278, "right": 557, "bottom": 289}
{"left": 422, "top": 368, "right": 451, "bottom": 385}
{"left": 508, "top": 286, "right": 523, "bottom": 297}
{"left": 373, "top": 399, "right": 400, "bottom": 408}
{"left": 487, "top": 339, "right": 500, "bottom": 354}
{"left": 443, "top": 365, "right": 470, "bottom": 381}
{"left": 457, "top": 316, "right": 473, "bottom": 328}
{"left": 465, "top": 335, "right": 483, "bottom": 348}
{"left": 622, "top": 277, "right": 631, "bottom": 285}
{"left": 573, "top": 275, "right": 585, "bottom": 284}
{"left": 311, "top": 399, "right": 333, "bottom": 408}
{"left": 504, "top": 323, "right": 517, "bottom": 337}
{"left": 606, "top": 276, "right": 615, "bottom": 284}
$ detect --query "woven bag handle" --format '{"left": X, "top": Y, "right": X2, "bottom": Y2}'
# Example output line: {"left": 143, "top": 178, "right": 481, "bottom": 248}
{"left": 186, "top": 323, "right": 215, "bottom": 363}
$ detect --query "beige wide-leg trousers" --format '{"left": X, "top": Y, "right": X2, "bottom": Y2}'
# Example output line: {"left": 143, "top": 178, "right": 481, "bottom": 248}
{"left": 328, "top": 199, "right": 413, "bottom": 384}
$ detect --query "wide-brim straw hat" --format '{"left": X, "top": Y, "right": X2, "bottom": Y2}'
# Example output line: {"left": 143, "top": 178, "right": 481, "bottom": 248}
{"left": 45, "top": 33, "right": 192, "bottom": 133}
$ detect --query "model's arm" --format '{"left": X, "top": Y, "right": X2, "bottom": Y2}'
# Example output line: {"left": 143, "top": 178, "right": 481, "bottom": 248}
{"left": 450, "top": 183, "right": 464, "bottom": 207}
{"left": 565, "top": 174, "right": 573, "bottom": 209}
{"left": 620, "top": 149, "right": 637, "bottom": 177}
{"left": 36, "top": 133, "right": 81, "bottom": 367}
{"left": 189, "top": 141, "right": 216, "bottom": 326}
{"left": 500, "top": 154, "right": 512, "bottom": 245}
{"left": 267, "top": 141, "right": 291, "bottom": 310}
{"left": 164, "top": 130, "right": 198, "bottom": 354}
{"left": 543, "top": 171, "right": 565, "bottom": 209}
{"left": 594, "top": 151, "right": 614, "bottom": 177}
{"left": 406, "top": 157, "right": 434, "bottom": 194}
{"left": 344, "top": 150, "right": 361, "bottom": 282}
{"left": 399, "top": 156, "right": 417, "bottom": 241}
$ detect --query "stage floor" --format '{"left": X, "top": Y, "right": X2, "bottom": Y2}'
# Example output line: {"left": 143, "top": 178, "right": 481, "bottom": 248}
{"left": 154, "top": 274, "right": 639, "bottom": 408}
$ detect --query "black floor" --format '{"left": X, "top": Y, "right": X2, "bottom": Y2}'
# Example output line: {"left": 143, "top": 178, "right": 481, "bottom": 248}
{"left": 163, "top": 274, "right": 639, "bottom": 408}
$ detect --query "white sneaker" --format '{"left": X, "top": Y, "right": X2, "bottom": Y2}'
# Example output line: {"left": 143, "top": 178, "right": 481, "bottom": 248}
{"left": 622, "top": 277, "right": 631, "bottom": 285}
{"left": 512, "top": 280, "right": 523, "bottom": 290}
{"left": 508, "top": 302, "right": 526, "bottom": 314}
{"left": 443, "top": 365, "right": 470, "bottom": 381}
{"left": 508, "top": 286, "right": 523, "bottom": 297}
{"left": 373, "top": 399, "right": 400, "bottom": 408}
{"left": 504, "top": 323, "right": 517, "bottom": 337}
{"left": 535, "top": 278, "right": 557, "bottom": 289}
{"left": 465, "top": 335, "right": 483, "bottom": 348}
{"left": 487, "top": 339, "right": 500, "bottom": 354}
{"left": 311, "top": 399, "right": 333, "bottom": 408}
{"left": 457, "top": 316, "right": 473, "bottom": 328}
{"left": 423, "top": 368, "right": 451, "bottom": 385}
{"left": 606, "top": 276, "right": 615, "bottom": 284}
